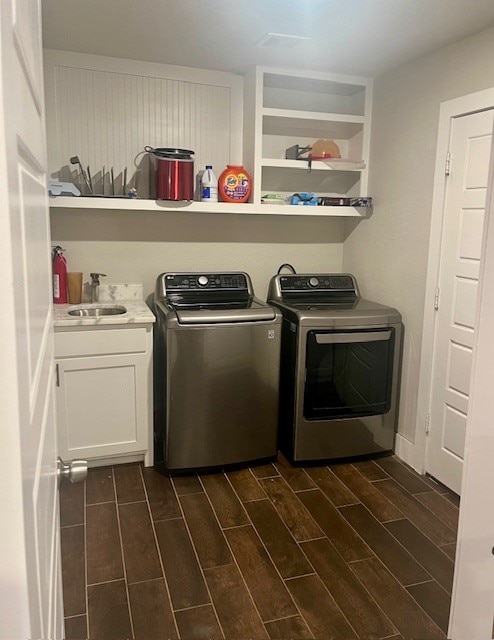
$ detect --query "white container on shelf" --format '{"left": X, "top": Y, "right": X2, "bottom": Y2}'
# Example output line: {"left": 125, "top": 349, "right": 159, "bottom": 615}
{"left": 200, "top": 165, "right": 218, "bottom": 202}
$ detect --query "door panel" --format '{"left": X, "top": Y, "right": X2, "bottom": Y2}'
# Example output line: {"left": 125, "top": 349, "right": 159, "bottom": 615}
{"left": 448, "top": 343, "right": 472, "bottom": 396}
{"left": 453, "top": 277, "right": 477, "bottom": 328}
{"left": 442, "top": 405, "right": 466, "bottom": 458}
{"left": 426, "top": 108, "right": 494, "bottom": 494}
{"left": 459, "top": 209, "right": 484, "bottom": 259}
{"left": 465, "top": 135, "right": 491, "bottom": 187}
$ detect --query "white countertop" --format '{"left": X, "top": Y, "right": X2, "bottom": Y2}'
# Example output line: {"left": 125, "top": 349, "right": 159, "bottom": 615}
{"left": 53, "top": 300, "right": 155, "bottom": 327}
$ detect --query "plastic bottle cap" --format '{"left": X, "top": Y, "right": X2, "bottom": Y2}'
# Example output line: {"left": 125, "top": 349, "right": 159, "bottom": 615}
{"left": 206, "top": 165, "right": 212, "bottom": 169}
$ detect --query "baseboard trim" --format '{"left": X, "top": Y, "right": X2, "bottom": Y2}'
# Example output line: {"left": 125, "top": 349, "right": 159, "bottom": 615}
{"left": 394, "top": 433, "right": 421, "bottom": 472}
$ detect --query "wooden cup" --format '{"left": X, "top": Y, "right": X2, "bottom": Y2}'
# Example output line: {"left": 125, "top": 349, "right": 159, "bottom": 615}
{"left": 67, "top": 272, "right": 83, "bottom": 304}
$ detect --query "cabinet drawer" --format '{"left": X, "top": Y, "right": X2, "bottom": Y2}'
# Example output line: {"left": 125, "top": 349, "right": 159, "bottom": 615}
{"left": 55, "top": 327, "right": 147, "bottom": 358}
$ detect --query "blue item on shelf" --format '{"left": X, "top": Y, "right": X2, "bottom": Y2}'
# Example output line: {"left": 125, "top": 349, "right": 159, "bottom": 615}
{"left": 290, "top": 192, "right": 318, "bottom": 206}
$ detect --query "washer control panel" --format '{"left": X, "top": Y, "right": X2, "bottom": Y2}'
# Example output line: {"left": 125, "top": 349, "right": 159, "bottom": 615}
{"left": 279, "top": 274, "right": 355, "bottom": 293}
{"left": 164, "top": 273, "right": 249, "bottom": 292}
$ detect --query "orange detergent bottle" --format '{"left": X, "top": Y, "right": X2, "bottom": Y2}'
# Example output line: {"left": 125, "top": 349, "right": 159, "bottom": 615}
{"left": 218, "top": 165, "right": 252, "bottom": 203}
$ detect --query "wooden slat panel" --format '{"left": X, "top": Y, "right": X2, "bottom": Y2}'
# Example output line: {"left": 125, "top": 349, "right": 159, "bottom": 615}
{"left": 142, "top": 465, "right": 181, "bottom": 521}
{"left": 251, "top": 463, "right": 280, "bottom": 479}
{"left": 64, "top": 615, "right": 87, "bottom": 639}
{"left": 385, "top": 519, "right": 455, "bottom": 593}
{"left": 421, "top": 474, "right": 450, "bottom": 494}
{"left": 440, "top": 542, "right": 457, "bottom": 562}
{"left": 225, "top": 525, "right": 297, "bottom": 621}
{"left": 305, "top": 466, "right": 358, "bottom": 507}
{"left": 201, "top": 474, "right": 249, "bottom": 528}
{"left": 86, "top": 502, "right": 124, "bottom": 585}
{"left": 172, "top": 475, "right": 204, "bottom": 496}
{"left": 205, "top": 563, "right": 268, "bottom": 638}
{"left": 227, "top": 468, "right": 266, "bottom": 502}
{"left": 59, "top": 479, "right": 84, "bottom": 527}
{"left": 286, "top": 574, "right": 357, "bottom": 639}
{"left": 59, "top": 457, "right": 457, "bottom": 640}
{"left": 352, "top": 460, "right": 389, "bottom": 481}
{"left": 86, "top": 467, "right": 114, "bottom": 505}
{"left": 87, "top": 580, "right": 132, "bottom": 640}
{"left": 154, "top": 518, "right": 209, "bottom": 610}
{"left": 128, "top": 579, "right": 178, "bottom": 640}
{"left": 260, "top": 477, "right": 324, "bottom": 542}
{"left": 264, "top": 615, "right": 313, "bottom": 639}
{"left": 407, "top": 580, "right": 451, "bottom": 634}
{"left": 339, "top": 504, "right": 430, "bottom": 586}
{"left": 245, "top": 499, "right": 313, "bottom": 579}
{"left": 174, "top": 605, "right": 223, "bottom": 640}
{"left": 350, "top": 557, "right": 445, "bottom": 639}
{"left": 113, "top": 464, "right": 145, "bottom": 504}
{"left": 375, "top": 458, "right": 433, "bottom": 494}
{"left": 179, "top": 492, "right": 232, "bottom": 569}
{"left": 301, "top": 537, "right": 397, "bottom": 638}
{"left": 275, "top": 454, "right": 315, "bottom": 491}
{"left": 298, "top": 489, "right": 371, "bottom": 562}
{"left": 61, "top": 526, "right": 86, "bottom": 617}
{"left": 331, "top": 464, "right": 402, "bottom": 522}
{"left": 442, "top": 490, "right": 460, "bottom": 508}
{"left": 374, "top": 479, "right": 457, "bottom": 545}
{"left": 416, "top": 491, "right": 459, "bottom": 532}
{"left": 118, "top": 502, "right": 163, "bottom": 584}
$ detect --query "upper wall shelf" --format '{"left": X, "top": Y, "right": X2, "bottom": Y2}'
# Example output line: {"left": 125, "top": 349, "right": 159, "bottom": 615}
{"left": 48, "top": 197, "right": 371, "bottom": 218}
{"left": 261, "top": 158, "right": 365, "bottom": 172}
{"left": 244, "top": 67, "right": 373, "bottom": 205}
{"left": 44, "top": 56, "right": 373, "bottom": 217}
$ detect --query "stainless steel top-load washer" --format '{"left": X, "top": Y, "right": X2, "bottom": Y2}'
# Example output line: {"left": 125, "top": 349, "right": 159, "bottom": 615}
{"left": 154, "top": 272, "right": 281, "bottom": 471}
{"left": 267, "top": 272, "right": 402, "bottom": 463}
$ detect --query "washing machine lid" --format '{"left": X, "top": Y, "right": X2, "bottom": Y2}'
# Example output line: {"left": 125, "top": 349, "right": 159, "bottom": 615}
{"left": 156, "top": 271, "right": 278, "bottom": 324}
{"left": 169, "top": 298, "right": 277, "bottom": 324}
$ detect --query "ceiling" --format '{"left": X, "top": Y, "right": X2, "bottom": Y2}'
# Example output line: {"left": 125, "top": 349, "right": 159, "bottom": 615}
{"left": 42, "top": 0, "right": 494, "bottom": 78}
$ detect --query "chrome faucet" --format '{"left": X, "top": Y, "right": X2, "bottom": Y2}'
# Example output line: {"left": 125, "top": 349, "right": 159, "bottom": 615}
{"left": 90, "top": 272, "right": 106, "bottom": 303}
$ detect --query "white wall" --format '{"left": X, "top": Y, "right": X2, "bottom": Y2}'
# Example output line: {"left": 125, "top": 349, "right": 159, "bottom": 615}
{"left": 50, "top": 208, "right": 344, "bottom": 300}
{"left": 342, "top": 27, "right": 494, "bottom": 446}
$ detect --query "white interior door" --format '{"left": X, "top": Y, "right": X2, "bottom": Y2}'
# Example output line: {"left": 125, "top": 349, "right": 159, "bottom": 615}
{"left": 448, "top": 137, "right": 494, "bottom": 639}
{"left": 426, "top": 108, "right": 494, "bottom": 494}
{"left": 0, "top": 0, "right": 62, "bottom": 638}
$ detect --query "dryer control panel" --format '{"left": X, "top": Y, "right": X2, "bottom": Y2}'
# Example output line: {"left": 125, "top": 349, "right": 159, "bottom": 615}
{"left": 267, "top": 273, "right": 359, "bottom": 302}
{"left": 279, "top": 274, "right": 356, "bottom": 292}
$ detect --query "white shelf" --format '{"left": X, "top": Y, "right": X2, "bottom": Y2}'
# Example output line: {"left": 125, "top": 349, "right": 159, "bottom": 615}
{"left": 49, "top": 196, "right": 371, "bottom": 218}
{"left": 262, "top": 107, "right": 365, "bottom": 124}
{"left": 261, "top": 158, "right": 365, "bottom": 172}
{"left": 262, "top": 107, "right": 364, "bottom": 139}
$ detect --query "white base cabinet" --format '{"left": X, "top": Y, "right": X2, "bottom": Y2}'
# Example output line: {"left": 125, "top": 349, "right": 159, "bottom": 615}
{"left": 55, "top": 324, "right": 153, "bottom": 467}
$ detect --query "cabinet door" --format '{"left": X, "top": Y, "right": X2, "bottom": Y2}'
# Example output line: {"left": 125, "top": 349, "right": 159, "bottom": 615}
{"left": 56, "top": 353, "right": 147, "bottom": 461}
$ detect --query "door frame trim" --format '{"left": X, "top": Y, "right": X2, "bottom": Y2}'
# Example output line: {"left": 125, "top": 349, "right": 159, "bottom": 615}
{"left": 414, "top": 87, "right": 494, "bottom": 476}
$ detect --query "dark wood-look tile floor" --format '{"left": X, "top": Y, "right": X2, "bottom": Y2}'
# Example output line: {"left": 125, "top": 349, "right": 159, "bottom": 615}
{"left": 59, "top": 456, "right": 459, "bottom": 639}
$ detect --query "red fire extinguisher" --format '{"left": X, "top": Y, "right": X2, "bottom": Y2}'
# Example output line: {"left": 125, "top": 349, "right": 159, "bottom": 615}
{"left": 52, "top": 246, "right": 68, "bottom": 303}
